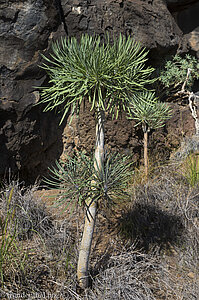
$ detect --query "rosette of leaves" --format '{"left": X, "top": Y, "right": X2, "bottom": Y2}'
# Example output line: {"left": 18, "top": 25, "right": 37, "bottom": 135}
{"left": 92, "top": 152, "right": 133, "bottom": 209}
{"left": 129, "top": 91, "right": 172, "bottom": 129}
{"left": 45, "top": 152, "right": 93, "bottom": 212}
{"left": 39, "top": 34, "right": 155, "bottom": 122}
{"left": 45, "top": 151, "right": 132, "bottom": 213}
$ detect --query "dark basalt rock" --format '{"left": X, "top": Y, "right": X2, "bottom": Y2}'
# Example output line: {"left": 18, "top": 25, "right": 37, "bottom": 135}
{"left": 62, "top": 0, "right": 183, "bottom": 51}
{"left": 0, "top": 0, "right": 62, "bottom": 181}
{"left": 0, "top": 0, "right": 197, "bottom": 182}
{"left": 166, "top": 0, "right": 199, "bottom": 12}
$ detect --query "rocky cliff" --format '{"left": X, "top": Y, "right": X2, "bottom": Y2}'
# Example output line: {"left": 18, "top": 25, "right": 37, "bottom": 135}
{"left": 0, "top": 0, "right": 199, "bottom": 182}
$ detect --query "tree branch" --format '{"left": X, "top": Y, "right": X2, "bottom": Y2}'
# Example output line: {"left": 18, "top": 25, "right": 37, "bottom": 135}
{"left": 181, "top": 68, "right": 192, "bottom": 93}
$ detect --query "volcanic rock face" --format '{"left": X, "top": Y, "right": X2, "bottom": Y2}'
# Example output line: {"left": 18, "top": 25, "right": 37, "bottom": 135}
{"left": 0, "top": 0, "right": 62, "bottom": 180}
{"left": 166, "top": 0, "right": 199, "bottom": 11}
{"left": 176, "top": 1, "right": 199, "bottom": 57}
{"left": 62, "top": 0, "right": 183, "bottom": 51}
{"left": 0, "top": 0, "right": 198, "bottom": 181}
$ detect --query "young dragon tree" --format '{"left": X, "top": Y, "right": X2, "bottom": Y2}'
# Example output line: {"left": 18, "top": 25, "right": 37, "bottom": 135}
{"left": 38, "top": 34, "right": 154, "bottom": 289}
{"left": 128, "top": 91, "right": 172, "bottom": 177}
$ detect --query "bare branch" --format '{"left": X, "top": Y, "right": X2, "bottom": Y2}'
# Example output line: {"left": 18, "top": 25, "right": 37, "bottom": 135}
{"left": 181, "top": 68, "right": 192, "bottom": 93}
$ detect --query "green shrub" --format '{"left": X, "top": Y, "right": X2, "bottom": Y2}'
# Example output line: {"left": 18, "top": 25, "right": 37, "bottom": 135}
{"left": 158, "top": 54, "right": 199, "bottom": 94}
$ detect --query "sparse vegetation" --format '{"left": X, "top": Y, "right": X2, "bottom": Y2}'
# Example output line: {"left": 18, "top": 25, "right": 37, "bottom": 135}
{"left": 0, "top": 188, "right": 20, "bottom": 286}
{"left": 0, "top": 180, "right": 78, "bottom": 296}
{"left": 1, "top": 181, "right": 53, "bottom": 240}
{"left": 0, "top": 163, "right": 198, "bottom": 299}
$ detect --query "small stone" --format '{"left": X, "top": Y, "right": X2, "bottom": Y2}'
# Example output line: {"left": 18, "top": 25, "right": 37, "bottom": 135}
{"left": 187, "top": 272, "right": 195, "bottom": 279}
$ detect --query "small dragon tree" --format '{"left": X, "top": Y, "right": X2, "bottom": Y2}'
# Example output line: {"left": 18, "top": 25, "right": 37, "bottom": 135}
{"left": 38, "top": 34, "right": 155, "bottom": 289}
{"left": 128, "top": 91, "right": 172, "bottom": 177}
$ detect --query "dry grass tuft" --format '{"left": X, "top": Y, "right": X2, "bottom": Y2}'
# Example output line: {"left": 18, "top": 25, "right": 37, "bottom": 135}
{"left": 0, "top": 181, "right": 53, "bottom": 240}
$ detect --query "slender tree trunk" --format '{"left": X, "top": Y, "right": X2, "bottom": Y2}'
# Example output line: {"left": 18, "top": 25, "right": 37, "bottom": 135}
{"left": 144, "top": 131, "right": 148, "bottom": 178}
{"left": 142, "top": 123, "right": 149, "bottom": 178}
{"left": 77, "top": 108, "right": 105, "bottom": 289}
